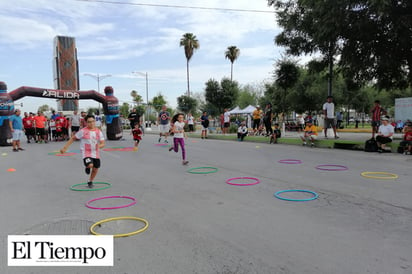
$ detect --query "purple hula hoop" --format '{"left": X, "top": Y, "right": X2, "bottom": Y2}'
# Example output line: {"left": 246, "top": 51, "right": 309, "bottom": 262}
{"left": 226, "top": 177, "right": 260, "bottom": 186}
{"left": 278, "top": 159, "right": 302, "bottom": 164}
{"left": 315, "top": 164, "right": 348, "bottom": 171}
{"left": 85, "top": 195, "right": 137, "bottom": 210}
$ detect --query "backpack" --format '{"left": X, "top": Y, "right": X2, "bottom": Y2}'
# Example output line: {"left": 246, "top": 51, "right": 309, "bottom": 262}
{"left": 364, "top": 138, "right": 378, "bottom": 152}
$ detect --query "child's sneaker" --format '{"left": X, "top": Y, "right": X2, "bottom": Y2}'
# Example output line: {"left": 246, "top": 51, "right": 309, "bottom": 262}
{"left": 182, "top": 160, "right": 189, "bottom": 165}
{"left": 311, "top": 143, "right": 315, "bottom": 147}
{"left": 302, "top": 142, "right": 307, "bottom": 146}
{"left": 87, "top": 181, "right": 93, "bottom": 188}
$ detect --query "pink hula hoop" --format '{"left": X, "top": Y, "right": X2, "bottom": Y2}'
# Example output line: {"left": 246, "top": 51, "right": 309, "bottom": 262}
{"left": 226, "top": 177, "right": 260, "bottom": 186}
{"left": 85, "top": 195, "right": 137, "bottom": 210}
{"left": 315, "top": 164, "right": 348, "bottom": 171}
{"left": 278, "top": 159, "right": 302, "bottom": 164}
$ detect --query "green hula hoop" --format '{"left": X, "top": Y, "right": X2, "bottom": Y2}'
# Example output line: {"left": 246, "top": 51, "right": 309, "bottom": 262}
{"left": 187, "top": 167, "right": 218, "bottom": 174}
{"left": 70, "top": 182, "right": 112, "bottom": 191}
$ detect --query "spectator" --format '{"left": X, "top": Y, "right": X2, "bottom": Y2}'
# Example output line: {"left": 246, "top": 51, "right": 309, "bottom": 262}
{"left": 322, "top": 96, "right": 339, "bottom": 139}
{"left": 400, "top": 123, "right": 412, "bottom": 155}
{"left": 300, "top": 119, "right": 318, "bottom": 147}
{"left": 157, "top": 105, "right": 170, "bottom": 143}
{"left": 263, "top": 103, "right": 273, "bottom": 136}
{"left": 270, "top": 123, "right": 281, "bottom": 144}
{"left": 22, "top": 112, "right": 35, "bottom": 143}
{"left": 395, "top": 120, "right": 404, "bottom": 133}
{"left": 9, "top": 109, "right": 24, "bottom": 152}
{"left": 34, "top": 111, "right": 48, "bottom": 143}
{"left": 187, "top": 113, "right": 194, "bottom": 132}
{"left": 252, "top": 106, "right": 262, "bottom": 135}
{"left": 223, "top": 108, "right": 230, "bottom": 135}
{"left": 237, "top": 121, "right": 248, "bottom": 141}
{"left": 70, "top": 110, "right": 81, "bottom": 136}
{"left": 376, "top": 116, "right": 394, "bottom": 153}
{"left": 370, "top": 100, "right": 386, "bottom": 138}
{"left": 200, "top": 111, "right": 209, "bottom": 139}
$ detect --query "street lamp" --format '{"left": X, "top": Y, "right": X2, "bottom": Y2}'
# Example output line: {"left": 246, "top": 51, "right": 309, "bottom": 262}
{"left": 132, "top": 71, "right": 149, "bottom": 125}
{"left": 83, "top": 73, "right": 112, "bottom": 111}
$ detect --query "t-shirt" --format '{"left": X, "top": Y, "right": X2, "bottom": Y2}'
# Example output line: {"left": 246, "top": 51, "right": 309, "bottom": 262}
{"left": 34, "top": 115, "right": 47, "bottom": 128}
{"left": 132, "top": 128, "right": 142, "bottom": 140}
{"left": 224, "top": 111, "right": 230, "bottom": 123}
{"left": 173, "top": 121, "right": 185, "bottom": 138}
{"left": 371, "top": 106, "right": 385, "bottom": 121}
{"left": 95, "top": 115, "right": 103, "bottom": 127}
{"left": 323, "top": 102, "right": 335, "bottom": 119}
{"left": 238, "top": 125, "right": 248, "bottom": 134}
{"left": 56, "top": 116, "right": 67, "bottom": 128}
{"left": 158, "top": 111, "right": 170, "bottom": 125}
{"left": 128, "top": 112, "right": 139, "bottom": 127}
{"left": 378, "top": 124, "right": 394, "bottom": 139}
{"left": 22, "top": 117, "right": 33, "bottom": 129}
{"left": 75, "top": 127, "right": 105, "bottom": 159}
{"left": 403, "top": 131, "right": 412, "bottom": 141}
{"left": 252, "top": 109, "right": 261, "bottom": 120}
{"left": 70, "top": 114, "right": 81, "bottom": 127}
{"left": 187, "top": 116, "right": 194, "bottom": 125}
{"left": 304, "top": 125, "right": 318, "bottom": 135}
{"left": 201, "top": 115, "right": 209, "bottom": 128}
{"left": 9, "top": 115, "right": 23, "bottom": 130}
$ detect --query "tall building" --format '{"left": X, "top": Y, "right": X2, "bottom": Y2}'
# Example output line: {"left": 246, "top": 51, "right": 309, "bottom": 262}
{"left": 53, "top": 36, "right": 80, "bottom": 111}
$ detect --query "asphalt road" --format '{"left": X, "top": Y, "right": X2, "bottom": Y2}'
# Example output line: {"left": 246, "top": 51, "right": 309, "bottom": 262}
{"left": 1, "top": 133, "right": 411, "bottom": 274}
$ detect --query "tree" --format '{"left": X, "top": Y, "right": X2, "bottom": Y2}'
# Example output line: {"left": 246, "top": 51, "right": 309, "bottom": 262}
{"left": 177, "top": 95, "right": 198, "bottom": 114}
{"left": 38, "top": 104, "right": 49, "bottom": 113}
{"left": 204, "top": 78, "right": 240, "bottom": 114}
{"left": 119, "top": 102, "right": 130, "bottom": 119}
{"left": 130, "top": 90, "right": 143, "bottom": 106}
{"left": 236, "top": 88, "right": 258, "bottom": 109}
{"left": 274, "top": 59, "right": 300, "bottom": 117}
{"left": 180, "top": 33, "right": 200, "bottom": 97}
{"left": 150, "top": 94, "right": 167, "bottom": 112}
{"left": 225, "top": 46, "right": 240, "bottom": 81}
{"left": 268, "top": 0, "right": 412, "bottom": 90}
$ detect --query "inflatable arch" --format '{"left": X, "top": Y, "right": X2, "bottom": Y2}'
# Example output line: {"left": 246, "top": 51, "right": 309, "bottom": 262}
{"left": 0, "top": 81, "right": 122, "bottom": 146}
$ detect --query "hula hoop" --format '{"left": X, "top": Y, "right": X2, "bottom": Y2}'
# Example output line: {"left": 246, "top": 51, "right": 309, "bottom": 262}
{"left": 278, "top": 159, "right": 302, "bottom": 164}
{"left": 70, "top": 182, "right": 112, "bottom": 191}
{"left": 86, "top": 195, "right": 137, "bottom": 210}
{"left": 187, "top": 167, "right": 218, "bottom": 174}
{"left": 315, "top": 164, "right": 348, "bottom": 171}
{"left": 361, "top": 171, "right": 398, "bottom": 179}
{"left": 55, "top": 152, "right": 77, "bottom": 156}
{"left": 226, "top": 177, "right": 260, "bottom": 186}
{"left": 274, "top": 189, "right": 319, "bottom": 202}
{"left": 90, "top": 216, "right": 149, "bottom": 238}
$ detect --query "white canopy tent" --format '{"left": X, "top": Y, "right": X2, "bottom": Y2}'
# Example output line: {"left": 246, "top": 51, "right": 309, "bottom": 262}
{"left": 228, "top": 106, "right": 242, "bottom": 114}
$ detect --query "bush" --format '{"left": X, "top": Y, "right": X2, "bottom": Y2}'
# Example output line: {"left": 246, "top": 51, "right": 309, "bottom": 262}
{"left": 229, "top": 124, "right": 238, "bottom": 133}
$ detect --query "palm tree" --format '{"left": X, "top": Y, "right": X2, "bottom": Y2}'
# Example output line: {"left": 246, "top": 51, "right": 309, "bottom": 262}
{"left": 180, "top": 33, "right": 199, "bottom": 97}
{"left": 225, "top": 46, "right": 240, "bottom": 81}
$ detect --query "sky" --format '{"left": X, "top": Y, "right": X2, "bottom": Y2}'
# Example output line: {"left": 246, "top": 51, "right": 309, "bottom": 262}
{"left": 0, "top": 0, "right": 285, "bottom": 113}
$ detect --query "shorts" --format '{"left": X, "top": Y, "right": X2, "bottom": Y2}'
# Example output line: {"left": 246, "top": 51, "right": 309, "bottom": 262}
{"left": 188, "top": 124, "right": 194, "bottom": 131}
{"left": 133, "top": 138, "right": 140, "bottom": 143}
{"left": 12, "top": 129, "right": 23, "bottom": 141}
{"left": 302, "top": 134, "right": 317, "bottom": 140}
{"left": 202, "top": 125, "right": 208, "bottom": 131}
{"left": 83, "top": 157, "right": 101, "bottom": 168}
{"left": 376, "top": 136, "right": 392, "bottom": 144}
{"left": 71, "top": 126, "right": 80, "bottom": 133}
{"left": 324, "top": 118, "right": 336, "bottom": 128}
{"left": 25, "top": 128, "right": 35, "bottom": 136}
{"left": 159, "top": 124, "right": 170, "bottom": 134}
{"left": 224, "top": 122, "right": 230, "bottom": 128}
{"left": 36, "top": 128, "right": 46, "bottom": 136}
{"left": 371, "top": 121, "right": 381, "bottom": 128}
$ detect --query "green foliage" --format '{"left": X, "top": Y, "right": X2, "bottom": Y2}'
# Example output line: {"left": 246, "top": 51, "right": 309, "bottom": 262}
{"left": 177, "top": 95, "right": 198, "bottom": 114}
{"left": 180, "top": 33, "right": 200, "bottom": 96}
{"left": 150, "top": 94, "right": 167, "bottom": 112}
{"left": 225, "top": 46, "right": 240, "bottom": 81}
{"left": 130, "top": 90, "right": 143, "bottom": 105}
{"left": 204, "top": 78, "right": 240, "bottom": 114}
{"left": 119, "top": 102, "right": 130, "bottom": 118}
{"left": 236, "top": 88, "right": 258, "bottom": 109}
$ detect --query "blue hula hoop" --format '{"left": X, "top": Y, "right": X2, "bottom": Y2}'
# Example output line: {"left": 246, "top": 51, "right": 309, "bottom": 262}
{"left": 274, "top": 189, "right": 318, "bottom": 202}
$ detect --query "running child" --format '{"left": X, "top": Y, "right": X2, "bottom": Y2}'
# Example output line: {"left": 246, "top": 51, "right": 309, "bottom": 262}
{"left": 60, "top": 115, "right": 105, "bottom": 188}
{"left": 131, "top": 123, "right": 143, "bottom": 151}
{"left": 168, "top": 113, "right": 189, "bottom": 165}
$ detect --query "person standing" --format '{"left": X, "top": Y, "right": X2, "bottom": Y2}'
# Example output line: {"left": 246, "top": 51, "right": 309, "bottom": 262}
{"left": 128, "top": 108, "right": 140, "bottom": 129}
{"left": 60, "top": 115, "right": 105, "bottom": 188}
{"left": 157, "top": 105, "right": 170, "bottom": 143}
{"left": 223, "top": 108, "right": 231, "bottom": 135}
{"left": 187, "top": 113, "right": 195, "bottom": 132}
{"left": 22, "top": 112, "right": 35, "bottom": 143}
{"left": 168, "top": 113, "right": 189, "bottom": 165}
{"left": 70, "top": 110, "right": 81, "bottom": 136}
{"left": 322, "top": 96, "right": 339, "bottom": 139}
{"left": 34, "top": 111, "right": 48, "bottom": 143}
{"left": 263, "top": 103, "right": 273, "bottom": 136}
{"left": 95, "top": 110, "right": 103, "bottom": 130}
{"left": 9, "top": 109, "right": 24, "bottom": 152}
{"left": 200, "top": 111, "right": 209, "bottom": 139}
{"left": 370, "top": 100, "right": 386, "bottom": 138}
{"left": 252, "top": 106, "right": 262, "bottom": 135}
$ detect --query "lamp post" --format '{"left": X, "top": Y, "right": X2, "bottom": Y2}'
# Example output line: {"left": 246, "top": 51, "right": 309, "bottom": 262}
{"left": 132, "top": 71, "right": 149, "bottom": 125}
{"left": 83, "top": 73, "right": 112, "bottom": 112}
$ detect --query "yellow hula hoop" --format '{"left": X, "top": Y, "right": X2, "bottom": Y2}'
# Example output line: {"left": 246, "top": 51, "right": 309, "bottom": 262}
{"left": 361, "top": 171, "right": 399, "bottom": 179}
{"left": 90, "top": 216, "right": 149, "bottom": 238}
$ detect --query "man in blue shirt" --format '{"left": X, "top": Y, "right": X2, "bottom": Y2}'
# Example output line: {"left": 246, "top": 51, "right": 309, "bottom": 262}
{"left": 9, "top": 109, "right": 24, "bottom": 152}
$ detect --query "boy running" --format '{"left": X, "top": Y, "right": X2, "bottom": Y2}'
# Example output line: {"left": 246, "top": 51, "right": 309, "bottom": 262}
{"left": 131, "top": 123, "right": 143, "bottom": 151}
{"left": 60, "top": 115, "right": 105, "bottom": 188}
